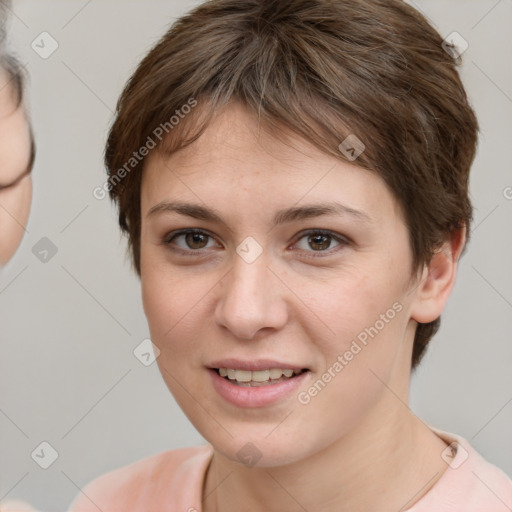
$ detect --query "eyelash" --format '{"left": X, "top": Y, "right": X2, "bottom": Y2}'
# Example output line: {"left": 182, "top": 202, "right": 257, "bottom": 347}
{"left": 162, "top": 228, "right": 350, "bottom": 258}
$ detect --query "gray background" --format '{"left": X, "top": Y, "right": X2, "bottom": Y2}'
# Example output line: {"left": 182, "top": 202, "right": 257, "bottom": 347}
{"left": 0, "top": 1, "right": 511, "bottom": 510}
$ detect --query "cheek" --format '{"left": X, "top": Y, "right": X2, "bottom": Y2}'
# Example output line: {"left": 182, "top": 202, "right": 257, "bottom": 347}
{"left": 140, "top": 252, "right": 215, "bottom": 363}
{"left": 293, "top": 278, "right": 407, "bottom": 443}
{"left": 140, "top": 259, "right": 220, "bottom": 416}
{"left": 0, "top": 177, "right": 32, "bottom": 265}
{"left": 308, "top": 264, "right": 403, "bottom": 350}
{"left": 301, "top": 264, "right": 409, "bottom": 403}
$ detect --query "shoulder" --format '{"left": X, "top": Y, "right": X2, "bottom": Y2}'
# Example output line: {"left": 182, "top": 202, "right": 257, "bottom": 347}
{"left": 67, "top": 444, "right": 213, "bottom": 512}
{"left": 462, "top": 440, "right": 512, "bottom": 509}
{"left": 411, "top": 427, "right": 512, "bottom": 511}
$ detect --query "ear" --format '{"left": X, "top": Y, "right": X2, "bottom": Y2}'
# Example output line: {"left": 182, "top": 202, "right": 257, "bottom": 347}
{"left": 410, "top": 226, "right": 466, "bottom": 324}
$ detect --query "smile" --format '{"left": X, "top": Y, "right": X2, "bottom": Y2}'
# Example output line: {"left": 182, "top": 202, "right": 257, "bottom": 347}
{"left": 216, "top": 367, "right": 306, "bottom": 386}
{"left": 208, "top": 367, "right": 311, "bottom": 407}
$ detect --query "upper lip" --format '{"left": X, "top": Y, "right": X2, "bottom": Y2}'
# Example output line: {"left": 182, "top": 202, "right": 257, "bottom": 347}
{"left": 207, "top": 358, "right": 308, "bottom": 371}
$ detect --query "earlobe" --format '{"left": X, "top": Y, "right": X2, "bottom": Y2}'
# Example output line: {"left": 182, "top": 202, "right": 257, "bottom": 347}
{"left": 410, "top": 227, "right": 466, "bottom": 324}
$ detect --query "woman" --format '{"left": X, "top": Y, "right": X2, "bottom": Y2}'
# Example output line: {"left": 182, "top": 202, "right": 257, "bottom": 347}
{"left": 69, "top": 0, "right": 512, "bottom": 510}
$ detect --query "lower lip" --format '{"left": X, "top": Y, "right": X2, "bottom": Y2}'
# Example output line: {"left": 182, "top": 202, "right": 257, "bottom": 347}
{"left": 208, "top": 368, "right": 310, "bottom": 408}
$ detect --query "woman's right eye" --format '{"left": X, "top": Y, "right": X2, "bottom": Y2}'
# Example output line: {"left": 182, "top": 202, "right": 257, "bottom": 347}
{"left": 164, "top": 229, "right": 220, "bottom": 254}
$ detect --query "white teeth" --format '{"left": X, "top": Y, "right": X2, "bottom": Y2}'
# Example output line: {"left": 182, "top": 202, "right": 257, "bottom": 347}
{"left": 251, "top": 370, "right": 270, "bottom": 382}
{"left": 217, "top": 367, "right": 303, "bottom": 383}
{"left": 269, "top": 368, "right": 283, "bottom": 379}
{"left": 234, "top": 370, "right": 252, "bottom": 382}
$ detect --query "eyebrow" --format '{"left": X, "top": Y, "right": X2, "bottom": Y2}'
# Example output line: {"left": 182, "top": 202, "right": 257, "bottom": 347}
{"left": 146, "top": 200, "right": 372, "bottom": 226}
{"left": 0, "top": 135, "right": 36, "bottom": 191}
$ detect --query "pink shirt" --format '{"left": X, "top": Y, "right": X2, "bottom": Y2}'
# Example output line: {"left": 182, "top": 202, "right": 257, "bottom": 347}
{"left": 67, "top": 427, "right": 512, "bottom": 511}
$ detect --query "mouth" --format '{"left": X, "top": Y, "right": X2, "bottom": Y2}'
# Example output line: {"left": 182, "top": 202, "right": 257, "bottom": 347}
{"left": 212, "top": 367, "right": 310, "bottom": 387}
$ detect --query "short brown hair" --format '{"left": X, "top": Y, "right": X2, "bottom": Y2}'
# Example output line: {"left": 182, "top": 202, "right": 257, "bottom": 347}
{"left": 104, "top": 0, "right": 479, "bottom": 370}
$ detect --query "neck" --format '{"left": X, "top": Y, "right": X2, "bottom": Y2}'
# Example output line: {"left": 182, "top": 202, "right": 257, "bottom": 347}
{"left": 202, "top": 390, "right": 450, "bottom": 512}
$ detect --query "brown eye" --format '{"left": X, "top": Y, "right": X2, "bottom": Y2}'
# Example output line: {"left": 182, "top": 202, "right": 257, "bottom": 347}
{"left": 293, "top": 230, "right": 349, "bottom": 255}
{"left": 307, "top": 233, "right": 332, "bottom": 251}
{"left": 165, "top": 229, "right": 218, "bottom": 252}
{"left": 183, "top": 232, "right": 209, "bottom": 249}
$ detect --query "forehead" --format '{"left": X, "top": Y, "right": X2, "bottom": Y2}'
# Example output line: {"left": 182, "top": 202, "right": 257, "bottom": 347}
{"left": 141, "top": 102, "right": 402, "bottom": 225}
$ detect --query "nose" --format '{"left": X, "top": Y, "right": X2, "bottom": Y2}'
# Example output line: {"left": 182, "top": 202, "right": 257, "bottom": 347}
{"left": 214, "top": 252, "right": 288, "bottom": 340}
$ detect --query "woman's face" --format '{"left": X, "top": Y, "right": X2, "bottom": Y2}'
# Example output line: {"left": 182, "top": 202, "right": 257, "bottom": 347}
{"left": 0, "top": 68, "right": 33, "bottom": 267}
{"left": 140, "top": 102, "right": 424, "bottom": 466}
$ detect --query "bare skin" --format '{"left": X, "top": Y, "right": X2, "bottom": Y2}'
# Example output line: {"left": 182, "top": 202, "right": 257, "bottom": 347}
{"left": 0, "top": 66, "right": 33, "bottom": 267}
